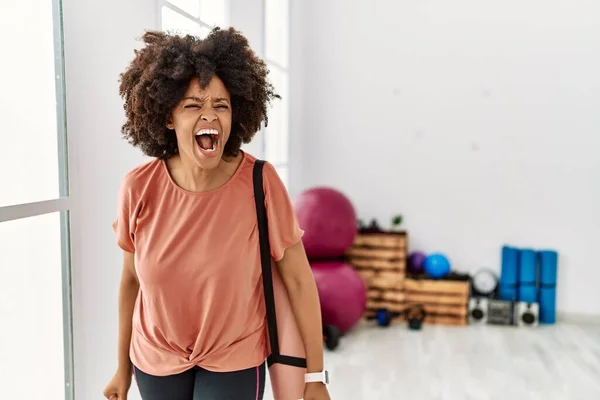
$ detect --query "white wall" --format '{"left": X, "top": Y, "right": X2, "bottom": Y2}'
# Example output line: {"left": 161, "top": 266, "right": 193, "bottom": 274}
{"left": 62, "top": 0, "right": 268, "bottom": 398}
{"left": 290, "top": 0, "right": 600, "bottom": 316}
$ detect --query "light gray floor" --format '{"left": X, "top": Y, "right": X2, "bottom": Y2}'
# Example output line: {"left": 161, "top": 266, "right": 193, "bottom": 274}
{"left": 264, "top": 320, "right": 600, "bottom": 399}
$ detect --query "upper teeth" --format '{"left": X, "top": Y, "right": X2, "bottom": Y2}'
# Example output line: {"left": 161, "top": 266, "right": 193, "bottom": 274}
{"left": 195, "top": 129, "right": 218, "bottom": 136}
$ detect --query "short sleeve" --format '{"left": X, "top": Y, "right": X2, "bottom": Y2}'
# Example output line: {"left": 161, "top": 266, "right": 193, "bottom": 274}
{"left": 263, "top": 162, "right": 304, "bottom": 261}
{"left": 112, "top": 174, "right": 137, "bottom": 253}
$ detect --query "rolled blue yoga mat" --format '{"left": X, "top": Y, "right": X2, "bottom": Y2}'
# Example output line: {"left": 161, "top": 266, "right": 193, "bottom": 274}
{"left": 538, "top": 250, "right": 558, "bottom": 324}
{"left": 519, "top": 285, "right": 537, "bottom": 303}
{"left": 518, "top": 249, "right": 538, "bottom": 303}
{"left": 499, "top": 246, "right": 519, "bottom": 301}
{"left": 539, "top": 250, "right": 558, "bottom": 285}
{"left": 499, "top": 285, "right": 518, "bottom": 302}
{"left": 539, "top": 288, "right": 556, "bottom": 324}
{"left": 500, "top": 246, "right": 519, "bottom": 284}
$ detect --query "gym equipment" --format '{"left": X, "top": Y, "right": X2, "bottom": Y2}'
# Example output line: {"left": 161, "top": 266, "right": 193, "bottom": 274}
{"left": 468, "top": 297, "right": 488, "bottom": 324}
{"left": 311, "top": 261, "right": 367, "bottom": 334}
{"left": 293, "top": 187, "right": 357, "bottom": 259}
{"left": 367, "top": 305, "right": 426, "bottom": 330}
{"left": 322, "top": 325, "right": 341, "bottom": 351}
{"left": 538, "top": 250, "right": 558, "bottom": 324}
{"left": 423, "top": 253, "right": 451, "bottom": 279}
{"left": 358, "top": 218, "right": 383, "bottom": 233}
{"left": 367, "top": 308, "right": 402, "bottom": 327}
{"left": 518, "top": 249, "right": 538, "bottom": 303}
{"left": 471, "top": 269, "right": 499, "bottom": 298}
{"left": 405, "top": 275, "right": 470, "bottom": 326}
{"left": 516, "top": 302, "right": 539, "bottom": 327}
{"left": 499, "top": 246, "right": 519, "bottom": 301}
{"left": 407, "top": 251, "right": 426, "bottom": 274}
{"left": 346, "top": 230, "right": 407, "bottom": 321}
{"left": 405, "top": 304, "right": 426, "bottom": 330}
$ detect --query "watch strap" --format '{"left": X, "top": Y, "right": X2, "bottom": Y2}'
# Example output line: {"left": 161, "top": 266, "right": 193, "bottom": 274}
{"left": 305, "top": 371, "right": 329, "bottom": 384}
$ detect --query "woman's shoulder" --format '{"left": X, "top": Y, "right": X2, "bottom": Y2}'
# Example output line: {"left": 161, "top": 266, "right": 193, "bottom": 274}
{"left": 239, "top": 151, "right": 278, "bottom": 179}
{"left": 234, "top": 152, "right": 287, "bottom": 195}
{"left": 119, "top": 158, "right": 163, "bottom": 193}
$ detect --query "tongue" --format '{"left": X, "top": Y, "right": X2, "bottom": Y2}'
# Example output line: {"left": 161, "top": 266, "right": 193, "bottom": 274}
{"left": 197, "top": 135, "right": 212, "bottom": 150}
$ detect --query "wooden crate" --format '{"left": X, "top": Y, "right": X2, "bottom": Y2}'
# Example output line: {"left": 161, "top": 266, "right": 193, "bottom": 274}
{"left": 346, "top": 231, "right": 407, "bottom": 318}
{"left": 404, "top": 276, "right": 470, "bottom": 326}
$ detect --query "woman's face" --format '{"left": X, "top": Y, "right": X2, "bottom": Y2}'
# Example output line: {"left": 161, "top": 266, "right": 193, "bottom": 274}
{"left": 167, "top": 75, "right": 232, "bottom": 170}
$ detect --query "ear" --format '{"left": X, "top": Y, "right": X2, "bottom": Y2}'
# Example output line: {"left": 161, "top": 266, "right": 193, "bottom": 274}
{"left": 166, "top": 115, "right": 174, "bottom": 130}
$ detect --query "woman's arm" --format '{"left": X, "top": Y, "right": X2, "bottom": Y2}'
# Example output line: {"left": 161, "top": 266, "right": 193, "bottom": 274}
{"left": 275, "top": 240, "right": 324, "bottom": 373}
{"left": 116, "top": 250, "right": 140, "bottom": 375}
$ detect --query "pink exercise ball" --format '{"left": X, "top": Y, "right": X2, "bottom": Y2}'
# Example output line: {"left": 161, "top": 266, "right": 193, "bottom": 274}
{"left": 311, "top": 261, "right": 367, "bottom": 334}
{"left": 294, "top": 187, "right": 357, "bottom": 259}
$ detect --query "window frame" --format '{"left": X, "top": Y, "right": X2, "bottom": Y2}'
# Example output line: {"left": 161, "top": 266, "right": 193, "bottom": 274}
{"left": 0, "top": 0, "right": 75, "bottom": 398}
{"left": 262, "top": 0, "right": 291, "bottom": 187}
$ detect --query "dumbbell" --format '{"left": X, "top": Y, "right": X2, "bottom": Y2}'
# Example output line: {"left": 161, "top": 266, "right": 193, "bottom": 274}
{"left": 367, "top": 308, "right": 402, "bottom": 327}
{"left": 405, "top": 304, "right": 427, "bottom": 330}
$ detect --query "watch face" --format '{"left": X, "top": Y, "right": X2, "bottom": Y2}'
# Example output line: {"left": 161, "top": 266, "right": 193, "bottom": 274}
{"left": 473, "top": 270, "right": 497, "bottom": 295}
{"left": 324, "top": 370, "right": 329, "bottom": 384}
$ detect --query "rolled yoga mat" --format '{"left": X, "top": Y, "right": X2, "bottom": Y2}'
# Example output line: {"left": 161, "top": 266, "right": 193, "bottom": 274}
{"left": 499, "top": 246, "right": 519, "bottom": 302}
{"left": 538, "top": 250, "right": 558, "bottom": 324}
{"left": 518, "top": 249, "right": 538, "bottom": 303}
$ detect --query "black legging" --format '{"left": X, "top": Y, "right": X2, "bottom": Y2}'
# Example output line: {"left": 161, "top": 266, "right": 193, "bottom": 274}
{"left": 133, "top": 363, "right": 266, "bottom": 400}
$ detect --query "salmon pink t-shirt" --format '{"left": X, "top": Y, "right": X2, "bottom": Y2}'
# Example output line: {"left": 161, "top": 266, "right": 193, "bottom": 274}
{"left": 113, "top": 151, "right": 303, "bottom": 376}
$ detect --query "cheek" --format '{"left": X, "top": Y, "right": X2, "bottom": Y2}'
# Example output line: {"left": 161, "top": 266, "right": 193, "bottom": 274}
{"left": 172, "top": 124, "right": 193, "bottom": 146}
{"left": 174, "top": 130, "right": 189, "bottom": 145}
{"left": 173, "top": 114, "right": 197, "bottom": 135}
{"left": 221, "top": 114, "right": 233, "bottom": 136}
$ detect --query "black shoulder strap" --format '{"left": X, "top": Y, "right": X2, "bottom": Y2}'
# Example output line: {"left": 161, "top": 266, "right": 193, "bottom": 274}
{"left": 253, "top": 160, "right": 306, "bottom": 368}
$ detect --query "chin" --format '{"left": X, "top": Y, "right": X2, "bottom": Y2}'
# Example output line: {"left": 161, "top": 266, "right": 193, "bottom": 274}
{"left": 190, "top": 149, "right": 222, "bottom": 169}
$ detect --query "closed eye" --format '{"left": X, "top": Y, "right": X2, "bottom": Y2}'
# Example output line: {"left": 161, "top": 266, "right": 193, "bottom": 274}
{"left": 184, "top": 104, "right": 200, "bottom": 109}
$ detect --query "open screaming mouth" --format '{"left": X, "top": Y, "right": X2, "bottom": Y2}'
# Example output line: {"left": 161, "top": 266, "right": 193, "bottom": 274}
{"left": 195, "top": 129, "right": 219, "bottom": 151}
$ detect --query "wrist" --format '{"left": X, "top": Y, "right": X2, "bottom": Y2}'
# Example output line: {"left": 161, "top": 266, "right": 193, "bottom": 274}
{"left": 306, "top": 364, "right": 324, "bottom": 373}
{"left": 306, "top": 353, "right": 324, "bottom": 373}
{"left": 117, "top": 362, "right": 132, "bottom": 376}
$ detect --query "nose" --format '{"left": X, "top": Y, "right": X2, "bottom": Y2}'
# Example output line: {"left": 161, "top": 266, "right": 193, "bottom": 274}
{"left": 200, "top": 112, "right": 217, "bottom": 122}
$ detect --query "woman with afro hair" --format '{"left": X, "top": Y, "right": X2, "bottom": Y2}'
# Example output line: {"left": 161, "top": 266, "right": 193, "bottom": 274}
{"left": 103, "top": 28, "right": 331, "bottom": 400}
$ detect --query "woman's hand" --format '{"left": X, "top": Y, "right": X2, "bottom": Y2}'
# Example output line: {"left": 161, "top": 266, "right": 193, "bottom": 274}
{"left": 304, "top": 382, "right": 331, "bottom": 400}
{"left": 103, "top": 368, "right": 132, "bottom": 400}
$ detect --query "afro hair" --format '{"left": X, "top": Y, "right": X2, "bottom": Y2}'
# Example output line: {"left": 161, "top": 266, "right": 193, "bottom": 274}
{"left": 118, "top": 27, "right": 280, "bottom": 159}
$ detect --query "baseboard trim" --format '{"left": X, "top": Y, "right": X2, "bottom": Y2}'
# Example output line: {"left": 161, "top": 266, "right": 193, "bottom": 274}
{"left": 557, "top": 312, "right": 600, "bottom": 325}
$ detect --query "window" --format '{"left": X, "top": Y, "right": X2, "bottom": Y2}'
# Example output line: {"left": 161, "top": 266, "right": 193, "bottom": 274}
{"left": 0, "top": 0, "right": 74, "bottom": 399}
{"left": 160, "top": 0, "right": 229, "bottom": 37}
{"left": 264, "top": 0, "right": 290, "bottom": 187}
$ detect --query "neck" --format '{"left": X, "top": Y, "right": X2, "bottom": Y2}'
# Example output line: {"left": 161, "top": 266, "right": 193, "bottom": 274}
{"left": 166, "top": 152, "right": 242, "bottom": 192}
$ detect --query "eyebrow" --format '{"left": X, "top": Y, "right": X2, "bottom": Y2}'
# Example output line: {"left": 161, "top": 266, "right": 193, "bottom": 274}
{"left": 182, "top": 96, "right": 230, "bottom": 103}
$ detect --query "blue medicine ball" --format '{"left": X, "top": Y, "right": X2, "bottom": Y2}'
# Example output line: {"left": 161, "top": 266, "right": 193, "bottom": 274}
{"left": 424, "top": 253, "right": 451, "bottom": 279}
